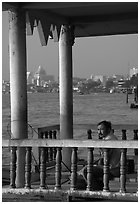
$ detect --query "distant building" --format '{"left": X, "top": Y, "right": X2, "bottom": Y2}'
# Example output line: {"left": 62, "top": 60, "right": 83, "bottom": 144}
{"left": 33, "top": 65, "right": 55, "bottom": 85}
{"left": 2, "top": 81, "right": 10, "bottom": 93}
{"left": 37, "top": 76, "right": 41, "bottom": 86}
{"left": 34, "top": 65, "right": 47, "bottom": 82}
{"left": 91, "top": 75, "right": 107, "bottom": 86}
{"left": 27, "top": 72, "right": 33, "bottom": 84}
{"left": 112, "top": 74, "right": 123, "bottom": 82}
{"left": 130, "top": 67, "right": 138, "bottom": 78}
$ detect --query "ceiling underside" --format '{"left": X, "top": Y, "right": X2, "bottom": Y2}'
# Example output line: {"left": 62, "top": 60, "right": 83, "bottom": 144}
{"left": 2, "top": 2, "right": 138, "bottom": 39}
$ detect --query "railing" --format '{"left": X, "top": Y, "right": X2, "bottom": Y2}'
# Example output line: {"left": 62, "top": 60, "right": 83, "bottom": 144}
{"left": 36, "top": 124, "right": 138, "bottom": 164}
{"left": 38, "top": 130, "right": 57, "bottom": 164}
{"left": 2, "top": 135, "right": 138, "bottom": 201}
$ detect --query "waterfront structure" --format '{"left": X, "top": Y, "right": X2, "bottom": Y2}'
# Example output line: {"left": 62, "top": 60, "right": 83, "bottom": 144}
{"left": 130, "top": 67, "right": 138, "bottom": 78}
{"left": 118, "top": 79, "right": 125, "bottom": 88}
{"left": 2, "top": 2, "right": 138, "bottom": 188}
{"left": 112, "top": 74, "right": 123, "bottom": 82}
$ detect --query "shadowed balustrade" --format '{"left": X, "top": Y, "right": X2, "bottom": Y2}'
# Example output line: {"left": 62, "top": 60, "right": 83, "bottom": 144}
{"left": 2, "top": 126, "right": 138, "bottom": 201}
{"left": 133, "top": 130, "right": 138, "bottom": 156}
{"left": 6, "top": 138, "right": 137, "bottom": 191}
{"left": 55, "top": 147, "right": 62, "bottom": 190}
{"left": 10, "top": 147, "right": 17, "bottom": 188}
{"left": 86, "top": 147, "right": 94, "bottom": 191}
{"left": 70, "top": 147, "right": 78, "bottom": 190}
{"left": 25, "top": 147, "right": 32, "bottom": 189}
{"left": 38, "top": 130, "right": 57, "bottom": 165}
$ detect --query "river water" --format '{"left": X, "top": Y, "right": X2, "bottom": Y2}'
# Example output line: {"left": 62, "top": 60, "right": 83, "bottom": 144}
{"left": 2, "top": 92, "right": 138, "bottom": 164}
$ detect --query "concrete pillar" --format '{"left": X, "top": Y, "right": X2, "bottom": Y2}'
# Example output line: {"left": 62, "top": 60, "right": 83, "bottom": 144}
{"left": 9, "top": 8, "right": 27, "bottom": 187}
{"left": 59, "top": 25, "right": 74, "bottom": 170}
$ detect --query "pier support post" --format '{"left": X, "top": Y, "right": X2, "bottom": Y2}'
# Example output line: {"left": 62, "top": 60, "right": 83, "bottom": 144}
{"left": 59, "top": 25, "right": 74, "bottom": 170}
{"left": 9, "top": 8, "right": 27, "bottom": 187}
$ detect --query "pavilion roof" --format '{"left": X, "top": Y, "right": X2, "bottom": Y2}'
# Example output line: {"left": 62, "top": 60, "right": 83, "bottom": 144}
{"left": 2, "top": 2, "right": 138, "bottom": 45}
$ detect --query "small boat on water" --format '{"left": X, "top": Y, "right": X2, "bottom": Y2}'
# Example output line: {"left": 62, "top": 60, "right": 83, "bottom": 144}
{"left": 109, "top": 88, "right": 115, "bottom": 94}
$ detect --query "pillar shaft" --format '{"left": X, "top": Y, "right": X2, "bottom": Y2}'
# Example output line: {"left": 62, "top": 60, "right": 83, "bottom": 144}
{"left": 9, "top": 8, "right": 27, "bottom": 187}
{"left": 59, "top": 25, "right": 74, "bottom": 169}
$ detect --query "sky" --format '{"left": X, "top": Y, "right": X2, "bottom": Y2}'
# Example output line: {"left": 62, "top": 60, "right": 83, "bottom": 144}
{"left": 2, "top": 10, "right": 138, "bottom": 81}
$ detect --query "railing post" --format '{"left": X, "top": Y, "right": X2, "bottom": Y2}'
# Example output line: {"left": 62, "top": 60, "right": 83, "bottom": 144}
{"left": 120, "top": 149, "right": 127, "bottom": 193}
{"left": 133, "top": 130, "right": 138, "bottom": 156}
{"left": 39, "top": 132, "right": 44, "bottom": 167}
{"left": 70, "top": 147, "right": 77, "bottom": 190}
{"left": 49, "top": 130, "right": 53, "bottom": 161}
{"left": 55, "top": 147, "right": 62, "bottom": 190}
{"left": 87, "top": 129, "right": 92, "bottom": 139}
{"left": 45, "top": 131, "right": 49, "bottom": 162}
{"left": 52, "top": 130, "right": 57, "bottom": 139}
{"left": 40, "top": 147, "right": 46, "bottom": 189}
{"left": 120, "top": 129, "right": 127, "bottom": 193}
{"left": 126, "top": 89, "right": 128, "bottom": 103}
{"left": 45, "top": 131, "right": 48, "bottom": 139}
{"left": 40, "top": 132, "right": 44, "bottom": 139}
{"left": 25, "top": 147, "right": 32, "bottom": 189}
{"left": 122, "top": 129, "right": 127, "bottom": 140}
{"left": 86, "top": 147, "right": 94, "bottom": 191}
{"left": 103, "top": 148, "right": 109, "bottom": 192}
{"left": 53, "top": 130, "right": 57, "bottom": 160}
{"left": 10, "top": 147, "right": 17, "bottom": 188}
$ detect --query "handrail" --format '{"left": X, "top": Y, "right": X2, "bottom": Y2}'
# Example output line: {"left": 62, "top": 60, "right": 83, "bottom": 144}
{"left": 2, "top": 139, "right": 138, "bottom": 148}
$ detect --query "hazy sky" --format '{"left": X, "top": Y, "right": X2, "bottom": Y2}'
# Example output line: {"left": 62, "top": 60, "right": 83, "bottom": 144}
{"left": 2, "top": 11, "right": 138, "bottom": 81}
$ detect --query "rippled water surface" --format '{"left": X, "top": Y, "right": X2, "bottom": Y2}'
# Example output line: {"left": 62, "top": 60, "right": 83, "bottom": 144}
{"left": 3, "top": 92, "right": 138, "bottom": 136}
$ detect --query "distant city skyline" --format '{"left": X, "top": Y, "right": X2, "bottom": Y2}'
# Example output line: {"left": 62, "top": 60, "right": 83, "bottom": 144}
{"left": 26, "top": 66, "right": 138, "bottom": 82}
{"left": 2, "top": 11, "right": 138, "bottom": 81}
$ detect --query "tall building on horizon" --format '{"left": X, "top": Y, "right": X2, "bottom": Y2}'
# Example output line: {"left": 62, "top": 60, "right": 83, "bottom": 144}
{"left": 27, "top": 72, "right": 33, "bottom": 84}
{"left": 34, "top": 65, "right": 47, "bottom": 81}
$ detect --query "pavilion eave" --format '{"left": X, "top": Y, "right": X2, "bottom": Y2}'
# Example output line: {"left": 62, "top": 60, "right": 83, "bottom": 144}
{"left": 2, "top": 2, "right": 138, "bottom": 39}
